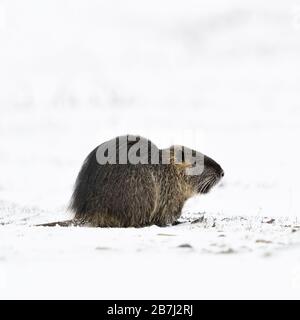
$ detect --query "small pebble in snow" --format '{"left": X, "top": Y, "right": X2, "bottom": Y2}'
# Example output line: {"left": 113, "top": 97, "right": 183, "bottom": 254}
{"left": 220, "top": 248, "right": 235, "bottom": 254}
{"left": 95, "top": 246, "right": 111, "bottom": 250}
{"left": 256, "top": 239, "right": 272, "bottom": 244}
{"left": 264, "top": 218, "right": 275, "bottom": 224}
{"left": 263, "top": 252, "right": 272, "bottom": 258}
{"left": 177, "top": 243, "right": 193, "bottom": 249}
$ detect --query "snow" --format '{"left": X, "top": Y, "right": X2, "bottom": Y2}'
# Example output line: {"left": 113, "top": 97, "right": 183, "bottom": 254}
{"left": 1, "top": 0, "right": 300, "bottom": 299}
{"left": 1, "top": 213, "right": 300, "bottom": 299}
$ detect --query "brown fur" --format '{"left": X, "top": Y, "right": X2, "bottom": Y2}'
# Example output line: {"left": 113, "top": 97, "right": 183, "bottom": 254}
{"left": 38, "top": 135, "right": 224, "bottom": 228}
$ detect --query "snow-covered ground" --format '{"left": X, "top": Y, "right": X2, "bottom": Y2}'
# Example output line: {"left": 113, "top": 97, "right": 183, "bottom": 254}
{"left": 1, "top": 0, "right": 300, "bottom": 299}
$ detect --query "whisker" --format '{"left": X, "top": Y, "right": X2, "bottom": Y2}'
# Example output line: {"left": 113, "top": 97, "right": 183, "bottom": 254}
{"left": 198, "top": 174, "right": 219, "bottom": 193}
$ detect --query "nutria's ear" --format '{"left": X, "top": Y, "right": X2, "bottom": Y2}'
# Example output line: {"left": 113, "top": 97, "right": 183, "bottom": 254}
{"left": 169, "top": 145, "right": 193, "bottom": 169}
{"left": 175, "top": 161, "right": 193, "bottom": 170}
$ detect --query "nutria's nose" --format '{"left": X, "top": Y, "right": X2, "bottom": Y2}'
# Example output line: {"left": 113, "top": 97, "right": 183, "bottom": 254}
{"left": 220, "top": 170, "right": 224, "bottom": 178}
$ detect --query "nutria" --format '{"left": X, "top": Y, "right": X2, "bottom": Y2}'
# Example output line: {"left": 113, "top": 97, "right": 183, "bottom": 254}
{"left": 38, "top": 135, "right": 224, "bottom": 227}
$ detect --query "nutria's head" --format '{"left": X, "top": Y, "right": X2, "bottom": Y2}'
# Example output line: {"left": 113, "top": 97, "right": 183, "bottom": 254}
{"left": 170, "top": 146, "right": 224, "bottom": 195}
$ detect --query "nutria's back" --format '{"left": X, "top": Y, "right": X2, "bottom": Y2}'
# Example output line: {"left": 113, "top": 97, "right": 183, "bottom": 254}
{"left": 68, "top": 135, "right": 224, "bottom": 227}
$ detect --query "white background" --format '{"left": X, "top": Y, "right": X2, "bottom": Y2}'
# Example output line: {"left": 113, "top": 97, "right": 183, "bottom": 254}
{"left": 1, "top": 0, "right": 300, "bottom": 299}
